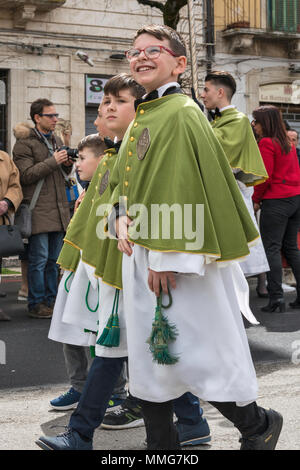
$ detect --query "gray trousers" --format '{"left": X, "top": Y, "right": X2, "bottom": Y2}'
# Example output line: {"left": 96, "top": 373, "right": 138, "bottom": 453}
{"left": 63, "top": 343, "right": 127, "bottom": 398}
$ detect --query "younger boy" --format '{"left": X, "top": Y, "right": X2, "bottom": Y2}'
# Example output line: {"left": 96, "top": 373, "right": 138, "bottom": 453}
{"left": 48, "top": 134, "right": 107, "bottom": 409}
{"left": 112, "top": 25, "right": 282, "bottom": 450}
{"left": 36, "top": 74, "right": 145, "bottom": 450}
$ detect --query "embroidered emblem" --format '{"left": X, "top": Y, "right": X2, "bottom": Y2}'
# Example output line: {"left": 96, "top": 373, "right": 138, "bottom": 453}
{"left": 137, "top": 128, "right": 151, "bottom": 160}
{"left": 99, "top": 170, "right": 110, "bottom": 195}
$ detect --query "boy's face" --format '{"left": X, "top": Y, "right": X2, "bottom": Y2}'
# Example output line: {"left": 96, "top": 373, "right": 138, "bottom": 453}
{"left": 94, "top": 105, "right": 115, "bottom": 139}
{"left": 102, "top": 90, "right": 136, "bottom": 140}
{"left": 287, "top": 130, "right": 299, "bottom": 147}
{"left": 130, "top": 33, "right": 186, "bottom": 93}
{"left": 201, "top": 81, "right": 223, "bottom": 110}
{"left": 76, "top": 147, "right": 101, "bottom": 181}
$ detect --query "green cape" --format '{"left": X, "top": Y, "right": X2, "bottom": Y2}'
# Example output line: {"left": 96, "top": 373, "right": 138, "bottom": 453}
{"left": 211, "top": 108, "right": 268, "bottom": 186}
{"left": 58, "top": 147, "right": 123, "bottom": 289}
{"left": 57, "top": 166, "right": 98, "bottom": 271}
{"left": 80, "top": 149, "right": 122, "bottom": 289}
{"left": 109, "top": 94, "right": 259, "bottom": 261}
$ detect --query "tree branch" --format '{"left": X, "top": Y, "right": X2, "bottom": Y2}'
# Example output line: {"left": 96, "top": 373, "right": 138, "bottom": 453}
{"left": 137, "top": 0, "right": 165, "bottom": 12}
{"left": 137, "top": 0, "right": 188, "bottom": 29}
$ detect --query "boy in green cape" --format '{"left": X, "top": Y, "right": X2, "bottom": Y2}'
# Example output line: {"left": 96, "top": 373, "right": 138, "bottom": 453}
{"left": 111, "top": 24, "right": 282, "bottom": 450}
{"left": 200, "top": 71, "right": 269, "bottom": 282}
{"left": 37, "top": 74, "right": 210, "bottom": 450}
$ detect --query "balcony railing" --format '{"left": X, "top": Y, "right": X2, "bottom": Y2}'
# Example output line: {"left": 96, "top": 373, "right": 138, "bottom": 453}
{"left": 224, "top": 0, "right": 300, "bottom": 33}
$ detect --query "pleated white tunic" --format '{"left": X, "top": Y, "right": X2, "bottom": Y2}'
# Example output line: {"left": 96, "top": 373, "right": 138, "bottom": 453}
{"left": 122, "top": 245, "right": 259, "bottom": 403}
{"left": 48, "top": 259, "right": 127, "bottom": 358}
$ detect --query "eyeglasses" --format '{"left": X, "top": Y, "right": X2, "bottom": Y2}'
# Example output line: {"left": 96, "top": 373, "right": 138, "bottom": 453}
{"left": 125, "top": 45, "right": 178, "bottom": 61}
{"left": 39, "top": 113, "right": 59, "bottom": 119}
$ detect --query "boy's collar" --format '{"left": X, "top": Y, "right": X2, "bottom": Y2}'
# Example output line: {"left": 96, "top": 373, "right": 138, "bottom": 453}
{"left": 135, "top": 82, "right": 181, "bottom": 111}
{"left": 156, "top": 82, "right": 180, "bottom": 98}
{"left": 219, "top": 104, "right": 236, "bottom": 113}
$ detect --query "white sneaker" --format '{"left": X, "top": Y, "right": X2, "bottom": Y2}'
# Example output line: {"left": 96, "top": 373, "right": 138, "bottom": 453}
{"left": 282, "top": 283, "right": 296, "bottom": 292}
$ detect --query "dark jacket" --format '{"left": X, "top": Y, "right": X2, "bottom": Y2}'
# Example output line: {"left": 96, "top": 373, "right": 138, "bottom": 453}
{"left": 12, "top": 122, "right": 71, "bottom": 235}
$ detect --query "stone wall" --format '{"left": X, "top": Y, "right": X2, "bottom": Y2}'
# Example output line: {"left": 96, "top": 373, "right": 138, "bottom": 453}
{"left": 0, "top": 0, "right": 205, "bottom": 151}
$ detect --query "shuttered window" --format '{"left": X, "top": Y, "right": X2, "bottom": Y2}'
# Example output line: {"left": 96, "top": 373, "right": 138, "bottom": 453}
{"left": 268, "top": 0, "right": 300, "bottom": 33}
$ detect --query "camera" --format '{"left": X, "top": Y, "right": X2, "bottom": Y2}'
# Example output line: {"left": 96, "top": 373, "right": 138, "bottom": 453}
{"left": 58, "top": 145, "right": 78, "bottom": 161}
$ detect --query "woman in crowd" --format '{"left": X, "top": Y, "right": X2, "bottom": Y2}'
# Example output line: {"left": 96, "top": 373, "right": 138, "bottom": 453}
{"left": 252, "top": 105, "right": 300, "bottom": 312}
{"left": 0, "top": 149, "right": 23, "bottom": 320}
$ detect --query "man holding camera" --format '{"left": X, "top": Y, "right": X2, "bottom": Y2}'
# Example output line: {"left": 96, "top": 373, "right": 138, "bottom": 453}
{"left": 13, "top": 98, "right": 73, "bottom": 319}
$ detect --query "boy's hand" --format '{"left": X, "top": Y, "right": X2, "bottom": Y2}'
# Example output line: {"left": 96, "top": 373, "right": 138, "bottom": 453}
{"left": 116, "top": 215, "right": 134, "bottom": 256}
{"left": 148, "top": 269, "right": 176, "bottom": 297}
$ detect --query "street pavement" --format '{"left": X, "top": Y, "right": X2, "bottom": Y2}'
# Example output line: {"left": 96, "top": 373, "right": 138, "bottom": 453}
{"left": 0, "top": 276, "right": 300, "bottom": 451}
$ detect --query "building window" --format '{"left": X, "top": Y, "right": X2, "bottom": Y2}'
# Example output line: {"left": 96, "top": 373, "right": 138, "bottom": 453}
{"left": 0, "top": 70, "right": 8, "bottom": 152}
{"left": 268, "top": 0, "right": 300, "bottom": 33}
{"left": 85, "top": 74, "right": 110, "bottom": 136}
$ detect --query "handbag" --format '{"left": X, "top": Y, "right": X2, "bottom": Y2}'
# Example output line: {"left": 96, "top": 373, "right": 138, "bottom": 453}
{"left": 0, "top": 214, "right": 25, "bottom": 257}
{"left": 14, "top": 178, "right": 44, "bottom": 238}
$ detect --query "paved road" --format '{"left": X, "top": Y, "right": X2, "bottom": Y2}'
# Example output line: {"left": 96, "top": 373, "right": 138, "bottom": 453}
{"left": 1, "top": 276, "right": 300, "bottom": 389}
{"left": 1, "top": 276, "right": 300, "bottom": 451}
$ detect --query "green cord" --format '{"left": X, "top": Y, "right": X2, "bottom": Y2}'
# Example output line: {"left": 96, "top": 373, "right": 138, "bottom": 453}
{"left": 85, "top": 281, "right": 100, "bottom": 312}
{"left": 161, "top": 288, "right": 172, "bottom": 309}
{"left": 64, "top": 272, "right": 74, "bottom": 293}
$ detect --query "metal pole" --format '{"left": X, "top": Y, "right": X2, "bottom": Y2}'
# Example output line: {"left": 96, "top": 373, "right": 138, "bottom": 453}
{"left": 187, "top": 0, "right": 199, "bottom": 99}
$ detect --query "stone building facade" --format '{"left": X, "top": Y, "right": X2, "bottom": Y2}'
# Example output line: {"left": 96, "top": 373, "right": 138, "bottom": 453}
{"left": 0, "top": 0, "right": 204, "bottom": 153}
{"left": 0, "top": 1, "right": 299, "bottom": 154}
{"left": 213, "top": 0, "right": 300, "bottom": 129}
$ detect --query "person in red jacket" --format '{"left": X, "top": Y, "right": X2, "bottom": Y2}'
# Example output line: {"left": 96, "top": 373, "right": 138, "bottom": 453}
{"left": 252, "top": 105, "right": 300, "bottom": 312}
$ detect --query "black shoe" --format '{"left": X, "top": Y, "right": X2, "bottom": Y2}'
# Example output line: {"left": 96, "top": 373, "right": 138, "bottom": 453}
{"left": 289, "top": 298, "right": 300, "bottom": 309}
{"left": 35, "top": 428, "right": 93, "bottom": 450}
{"left": 256, "top": 287, "right": 269, "bottom": 298}
{"left": 261, "top": 298, "right": 286, "bottom": 313}
{"left": 101, "top": 398, "right": 144, "bottom": 429}
{"left": 240, "top": 409, "right": 283, "bottom": 450}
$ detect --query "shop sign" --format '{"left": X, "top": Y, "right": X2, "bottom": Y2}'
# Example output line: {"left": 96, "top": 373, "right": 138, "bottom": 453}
{"left": 259, "top": 83, "right": 300, "bottom": 105}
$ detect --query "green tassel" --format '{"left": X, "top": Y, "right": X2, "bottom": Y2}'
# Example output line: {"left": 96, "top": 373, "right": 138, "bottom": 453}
{"left": 89, "top": 346, "right": 96, "bottom": 358}
{"left": 96, "top": 289, "right": 120, "bottom": 347}
{"left": 96, "top": 313, "right": 113, "bottom": 345}
{"left": 147, "top": 290, "right": 179, "bottom": 365}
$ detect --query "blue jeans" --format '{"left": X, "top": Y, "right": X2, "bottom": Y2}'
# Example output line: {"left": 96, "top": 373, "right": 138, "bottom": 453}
{"left": 27, "top": 231, "right": 64, "bottom": 309}
{"left": 70, "top": 356, "right": 125, "bottom": 439}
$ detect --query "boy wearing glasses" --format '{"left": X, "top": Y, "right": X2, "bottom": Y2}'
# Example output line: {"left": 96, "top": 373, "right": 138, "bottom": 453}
{"left": 111, "top": 25, "right": 282, "bottom": 450}
{"left": 13, "top": 98, "right": 73, "bottom": 319}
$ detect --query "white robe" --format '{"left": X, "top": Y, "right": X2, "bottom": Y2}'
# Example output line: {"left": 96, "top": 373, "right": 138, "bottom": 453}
{"left": 49, "top": 259, "right": 127, "bottom": 358}
{"left": 122, "top": 245, "right": 259, "bottom": 403}
{"left": 48, "top": 269, "right": 93, "bottom": 347}
{"left": 237, "top": 182, "right": 269, "bottom": 277}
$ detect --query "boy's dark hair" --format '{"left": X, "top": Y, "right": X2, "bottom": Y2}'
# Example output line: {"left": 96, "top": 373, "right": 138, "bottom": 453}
{"left": 205, "top": 71, "right": 237, "bottom": 99}
{"left": 77, "top": 134, "right": 106, "bottom": 157}
{"left": 30, "top": 98, "right": 54, "bottom": 124}
{"left": 104, "top": 73, "right": 145, "bottom": 99}
{"left": 134, "top": 24, "right": 187, "bottom": 57}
